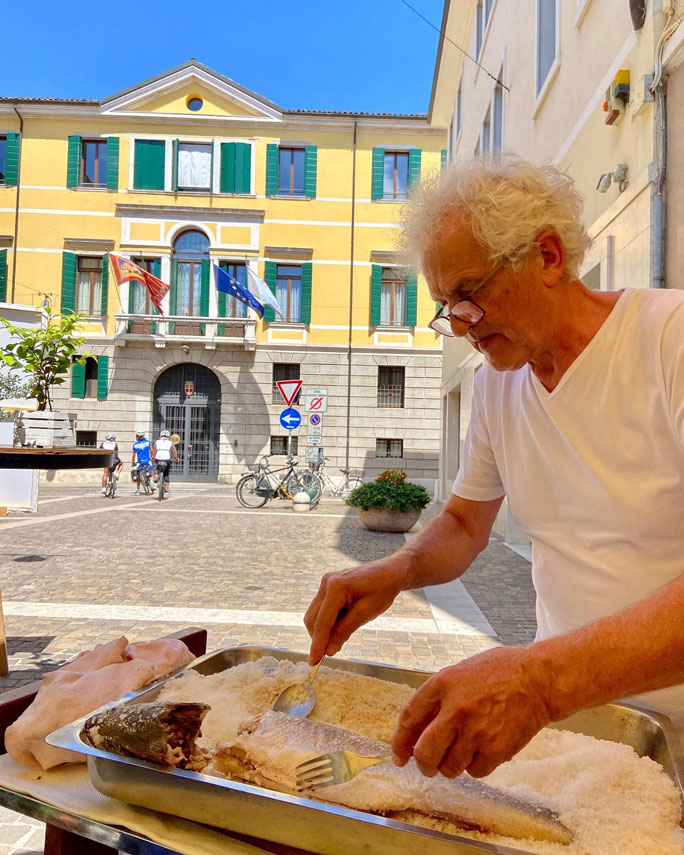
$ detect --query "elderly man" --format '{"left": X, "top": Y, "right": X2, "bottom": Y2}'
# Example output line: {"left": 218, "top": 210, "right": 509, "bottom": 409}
{"left": 305, "top": 156, "right": 684, "bottom": 781}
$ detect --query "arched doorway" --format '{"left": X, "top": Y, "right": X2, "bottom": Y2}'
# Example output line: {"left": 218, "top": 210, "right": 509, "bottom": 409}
{"left": 153, "top": 363, "right": 220, "bottom": 482}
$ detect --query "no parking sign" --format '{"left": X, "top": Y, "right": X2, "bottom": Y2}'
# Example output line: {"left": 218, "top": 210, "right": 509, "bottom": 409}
{"left": 309, "top": 414, "right": 321, "bottom": 427}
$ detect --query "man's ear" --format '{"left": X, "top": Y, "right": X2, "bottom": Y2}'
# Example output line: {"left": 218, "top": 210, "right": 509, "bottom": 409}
{"left": 536, "top": 231, "right": 566, "bottom": 287}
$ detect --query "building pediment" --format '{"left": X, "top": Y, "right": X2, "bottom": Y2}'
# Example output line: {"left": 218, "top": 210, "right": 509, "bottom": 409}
{"left": 100, "top": 60, "right": 283, "bottom": 123}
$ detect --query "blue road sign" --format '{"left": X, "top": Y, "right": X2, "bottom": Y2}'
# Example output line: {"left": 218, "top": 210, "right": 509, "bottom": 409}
{"left": 279, "top": 408, "right": 302, "bottom": 430}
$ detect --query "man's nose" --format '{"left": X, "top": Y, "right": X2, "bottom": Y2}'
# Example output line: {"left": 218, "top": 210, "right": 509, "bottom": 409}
{"left": 449, "top": 314, "right": 476, "bottom": 338}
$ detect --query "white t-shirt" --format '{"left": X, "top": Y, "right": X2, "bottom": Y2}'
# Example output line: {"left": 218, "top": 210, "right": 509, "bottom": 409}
{"left": 154, "top": 438, "right": 173, "bottom": 461}
{"left": 453, "top": 288, "right": 684, "bottom": 725}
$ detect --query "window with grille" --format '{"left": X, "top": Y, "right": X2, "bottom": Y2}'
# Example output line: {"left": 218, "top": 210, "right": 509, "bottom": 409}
{"left": 272, "top": 363, "right": 301, "bottom": 404}
{"left": 271, "top": 435, "right": 298, "bottom": 455}
{"left": 75, "top": 430, "right": 97, "bottom": 447}
{"left": 377, "top": 366, "right": 405, "bottom": 408}
{"left": 380, "top": 269, "right": 407, "bottom": 326}
{"left": 375, "top": 439, "right": 403, "bottom": 458}
{"left": 77, "top": 257, "right": 103, "bottom": 316}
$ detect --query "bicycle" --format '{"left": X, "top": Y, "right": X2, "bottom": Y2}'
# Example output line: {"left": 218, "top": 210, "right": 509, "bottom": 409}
{"left": 103, "top": 466, "right": 117, "bottom": 499}
{"left": 313, "top": 457, "right": 363, "bottom": 499}
{"left": 236, "top": 454, "right": 322, "bottom": 509}
{"left": 156, "top": 461, "right": 170, "bottom": 502}
{"left": 137, "top": 466, "right": 154, "bottom": 496}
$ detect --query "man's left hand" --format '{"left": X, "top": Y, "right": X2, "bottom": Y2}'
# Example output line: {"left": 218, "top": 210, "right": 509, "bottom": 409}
{"left": 391, "top": 647, "right": 552, "bottom": 778}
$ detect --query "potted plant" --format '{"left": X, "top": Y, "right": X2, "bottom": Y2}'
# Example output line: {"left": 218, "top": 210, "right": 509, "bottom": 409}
{"left": 0, "top": 309, "right": 91, "bottom": 447}
{"left": 346, "top": 469, "right": 431, "bottom": 533}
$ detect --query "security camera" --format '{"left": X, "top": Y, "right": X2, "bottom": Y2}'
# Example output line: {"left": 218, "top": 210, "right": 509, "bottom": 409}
{"left": 181, "top": 344, "right": 190, "bottom": 355}
{"left": 596, "top": 173, "right": 612, "bottom": 193}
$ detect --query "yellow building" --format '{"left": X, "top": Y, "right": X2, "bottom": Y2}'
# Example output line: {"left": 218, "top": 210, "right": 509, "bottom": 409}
{"left": 0, "top": 60, "right": 446, "bottom": 485}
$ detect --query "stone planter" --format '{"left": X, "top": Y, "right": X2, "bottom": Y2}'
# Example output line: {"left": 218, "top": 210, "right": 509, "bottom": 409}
{"left": 356, "top": 506, "right": 422, "bottom": 533}
{"left": 21, "top": 410, "right": 75, "bottom": 448}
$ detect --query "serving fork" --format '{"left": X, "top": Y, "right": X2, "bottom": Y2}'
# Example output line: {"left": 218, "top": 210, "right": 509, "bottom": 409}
{"left": 296, "top": 750, "right": 392, "bottom": 790}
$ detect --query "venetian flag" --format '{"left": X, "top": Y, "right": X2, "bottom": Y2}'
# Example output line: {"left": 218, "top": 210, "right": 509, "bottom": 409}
{"left": 214, "top": 265, "right": 264, "bottom": 319}
{"left": 108, "top": 253, "right": 170, "bottom": 316}
{"left": 246, "top": 267, "right": 285, "bottom": 320}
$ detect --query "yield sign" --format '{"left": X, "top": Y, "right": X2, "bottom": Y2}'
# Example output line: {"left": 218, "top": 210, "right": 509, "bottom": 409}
{"left": 276, "top": 379, "right": 302, "bottom": 407}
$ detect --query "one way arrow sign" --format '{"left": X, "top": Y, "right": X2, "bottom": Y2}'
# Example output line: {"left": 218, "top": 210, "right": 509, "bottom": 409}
{"left": 279, "top": 408, "right": 302, "bottom": 430}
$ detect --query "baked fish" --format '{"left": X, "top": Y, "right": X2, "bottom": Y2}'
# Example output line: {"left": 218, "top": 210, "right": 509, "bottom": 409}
{"left": 212, "top": 711, "right": 572, "bottom": 845}
{"left": 84, "top": 701, "right": 210, "bottom": 770}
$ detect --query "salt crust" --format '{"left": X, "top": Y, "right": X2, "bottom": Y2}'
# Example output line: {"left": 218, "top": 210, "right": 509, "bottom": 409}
{"left": 158, "top": 657, "right": 684, "bottom": 855}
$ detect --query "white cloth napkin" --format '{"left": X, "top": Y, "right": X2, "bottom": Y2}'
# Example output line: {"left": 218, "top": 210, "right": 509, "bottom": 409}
{"left": 0, "top": 754, "right": 271, "bottom": 855}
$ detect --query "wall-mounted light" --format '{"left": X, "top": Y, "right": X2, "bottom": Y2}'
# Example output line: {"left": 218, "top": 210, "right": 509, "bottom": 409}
{"left": 597, "top": 164, "right": 629, "bottom": 193}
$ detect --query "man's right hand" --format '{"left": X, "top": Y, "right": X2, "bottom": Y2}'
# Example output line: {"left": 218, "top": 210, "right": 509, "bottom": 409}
{"left": 304, "top": 558, "right": 413, "bottom": 664}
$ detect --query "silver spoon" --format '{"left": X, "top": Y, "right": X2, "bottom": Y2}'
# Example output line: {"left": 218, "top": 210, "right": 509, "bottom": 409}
{"left": 273, "top": 660, "right": 323, "bottom": 717}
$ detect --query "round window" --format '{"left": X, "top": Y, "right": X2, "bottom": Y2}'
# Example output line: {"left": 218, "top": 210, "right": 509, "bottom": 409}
{"left": 186, "top": 96, "right": 203, "bottom": 112}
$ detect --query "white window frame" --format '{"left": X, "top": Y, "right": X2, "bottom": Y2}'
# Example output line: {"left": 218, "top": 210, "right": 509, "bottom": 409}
{"left": 533, "top": 0, "right": 561, "bottom": 117}
{"left": 574, "top": 0, "right": 593, "bottom": 27}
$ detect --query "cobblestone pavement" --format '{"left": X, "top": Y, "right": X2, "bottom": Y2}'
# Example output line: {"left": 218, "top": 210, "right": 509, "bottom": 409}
{"left": 0, "top": 484, "right": 535, "bottom": 854}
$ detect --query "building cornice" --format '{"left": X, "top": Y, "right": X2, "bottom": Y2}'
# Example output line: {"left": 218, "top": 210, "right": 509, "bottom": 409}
{"left": 115, "top": 203, "right": 265, "bottom": 222}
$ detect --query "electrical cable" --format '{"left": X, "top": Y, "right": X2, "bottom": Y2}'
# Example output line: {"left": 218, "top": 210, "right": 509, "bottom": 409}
{"left": 399, "top": 0, "right": 509, "bottom": 89}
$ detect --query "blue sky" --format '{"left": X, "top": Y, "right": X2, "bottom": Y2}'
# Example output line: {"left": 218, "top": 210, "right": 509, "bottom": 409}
{"left": 3, "top": 0, "right": 444, "bottom": 114}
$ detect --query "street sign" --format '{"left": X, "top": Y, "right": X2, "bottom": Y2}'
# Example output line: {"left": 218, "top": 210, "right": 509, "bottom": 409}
{"left": 279, "top": 408, "right": 302, "bottom": 431}
{"left": 305, "top": 389, "right": 328, "bottom": 413}
{"left": 307, "top": 423, "right": 322, "bottom": 438}
{"left": 307, "top": 434, "right": 322, "bottom": 444}
{"left": 309, "top": 413, "right": 321, "bottom": 427}
{"left": 276, "top": 379, "right": 302, "bottom": 407}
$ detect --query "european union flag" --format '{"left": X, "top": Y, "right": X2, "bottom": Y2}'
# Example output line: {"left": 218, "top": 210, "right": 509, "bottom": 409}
{"left": 214, "top": 264, "right": 264, "bottom": 319}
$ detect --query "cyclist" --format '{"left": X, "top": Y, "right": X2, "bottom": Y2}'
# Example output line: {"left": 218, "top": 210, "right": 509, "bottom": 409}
{"left": 100, "top": 432, "right": 123, "bottom": 495}
{"left": 152, "top": 429, "right": 179, "bottom": 494}
{"left": 131, "top": 429, "right": 155, "bottom": 495}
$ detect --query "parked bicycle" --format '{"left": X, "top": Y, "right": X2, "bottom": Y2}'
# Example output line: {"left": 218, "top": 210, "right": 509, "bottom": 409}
{"left": 312, "top": 457, "right": 363, "bottom": 499}
{"left": 236, "top": 454, "right": 322, "bottom": 509}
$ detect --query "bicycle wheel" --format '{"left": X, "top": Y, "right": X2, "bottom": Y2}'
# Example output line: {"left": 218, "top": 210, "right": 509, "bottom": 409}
{"left": 340, "top": 476, "right": 363, "bottom": 498}
{"left": 141, "top": 471, "right": 151, "bottom": 496}
{"left": 286, "top": 472, "right": 322, "bottom": 502}
{"left": 236, "top": 474, "right": 269, "bottom": 508}
{"left": 157, "top": 469, "right": 165, "bottom": 501}
{"left": 104, "top": 476, "right": 112, "bottom": 498}
{"left": 110, "top": 474, "right": 117, "bottom": 498}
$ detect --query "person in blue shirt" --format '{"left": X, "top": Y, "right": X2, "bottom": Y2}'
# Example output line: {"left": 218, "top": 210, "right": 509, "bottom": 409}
{"left": 131, "top": 430, "right": 155, "bottom": 495}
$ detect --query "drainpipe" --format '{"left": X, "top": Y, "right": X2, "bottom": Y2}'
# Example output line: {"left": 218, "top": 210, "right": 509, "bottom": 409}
{"left": 10, "top": 101, "right": 23, "bottom": 303}
{"left": 344, "top": 118, "right": 358, "bottom": 470}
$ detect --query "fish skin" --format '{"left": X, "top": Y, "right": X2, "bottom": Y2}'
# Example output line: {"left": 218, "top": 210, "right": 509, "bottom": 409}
{"left": 215, "top": 711, "right": 573, "bottom": 846}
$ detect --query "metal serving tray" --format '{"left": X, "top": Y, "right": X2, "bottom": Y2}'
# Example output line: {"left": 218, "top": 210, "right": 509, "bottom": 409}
{"left": 48, "top": 647, "right": 684, "bottom": 855}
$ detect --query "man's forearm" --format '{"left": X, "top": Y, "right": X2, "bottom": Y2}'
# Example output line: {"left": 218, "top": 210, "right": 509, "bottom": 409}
{"left": 530, "top": 573, "right": 684, "bottom": 720}
{"left": 391, "top": 495, "right": 503, "bottom": 591}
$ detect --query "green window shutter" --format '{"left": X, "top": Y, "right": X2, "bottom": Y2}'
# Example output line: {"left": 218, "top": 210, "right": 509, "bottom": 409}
{"left": 304, "top": 145, "right": 317, "bottom": 198}
{"left": 263, "top": 261, "right": 277, "bottom": 322}
{"left": 133, "top": 140, "right": 165, "bottom": 191}
{"left": 371, "top": 147, "right": 385, "bottom": 200}
{"left": 4, "top": 133, "right": 20, "bottom": 186}
{"left": 67, "top": 135, "right": 82, "bottom": 188}
{"left": 300, "top": 262, "right": 312, "bottom": 323}
{"left": 370, "top": 264, "right": 383, "bottom": 326}
{"left": 0, "top": 249, "right": 6, "bottom": 301}
{"left": 408, "top": 148, "right": 422, "bottom": 190}
{"left": 217, "top": 261, "right": 228, "bottom": 317}
{"left": 220, "top": 142, "right": 236, "bottom": 193}
{"left": 169, "top": 258, "right": 178, "bottom": 335}
{"left": 405, "top": 274, "right": 418, "bottom": 327}
{"left": 441, "top": 149, "right": 447, "bottom": 170}
{"left": 171, "top": 139, "right": 179, "bottom": 191}
{"left": 97, "top": 355, "right": 109, "bottom": 400}
{"left": 235, "top": 142, "right": 251, "bottom": 194}
{"left": 100, "top": 255, "right": 109, "bottom": 317}
{"left": 106, "top": 137, "right": 119, "bottom": 189}
{"left": 71, "top": 361, "right": 86, "bottom": 399}
{"left": 265, "top": 144, "right": 279, "bottom": 196}
{"left": 61, "top": 251, "right": 77, "bottom": 314}
{"left": 200, "top": 259, "right": 210, "bottom": 334}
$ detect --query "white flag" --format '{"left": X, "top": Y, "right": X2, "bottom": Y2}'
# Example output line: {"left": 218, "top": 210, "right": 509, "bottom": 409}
{"left": 246, "top": 267, "right": 285, "bottom": 320}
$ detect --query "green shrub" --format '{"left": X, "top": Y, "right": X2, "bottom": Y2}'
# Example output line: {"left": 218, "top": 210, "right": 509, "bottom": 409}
{"left": 346, "top": 468, "right": 431, "bottom": 513}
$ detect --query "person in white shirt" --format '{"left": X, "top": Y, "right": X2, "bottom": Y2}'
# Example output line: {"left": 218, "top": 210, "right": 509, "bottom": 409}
{"left": 152, "top": 429, "right": 179, "bottom": 494}
{"left": 304, "top": 156, "right": 684, "bottom": 781}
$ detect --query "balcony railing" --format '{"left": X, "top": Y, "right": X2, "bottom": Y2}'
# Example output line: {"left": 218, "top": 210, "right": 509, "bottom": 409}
{"left": 114, "top": 314, "right": 256, "bottom": 348}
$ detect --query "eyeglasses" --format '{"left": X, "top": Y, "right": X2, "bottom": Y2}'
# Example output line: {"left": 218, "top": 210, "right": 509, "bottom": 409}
{"left": 428, "top": 258, "right": 507, "bottom": 337}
